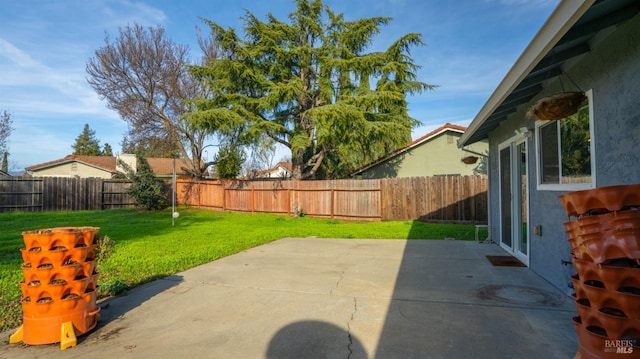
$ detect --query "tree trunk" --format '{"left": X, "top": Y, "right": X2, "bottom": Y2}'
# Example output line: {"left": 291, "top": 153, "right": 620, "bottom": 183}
{"left": 291, "top": 151, "right": 305, "bottom": 180}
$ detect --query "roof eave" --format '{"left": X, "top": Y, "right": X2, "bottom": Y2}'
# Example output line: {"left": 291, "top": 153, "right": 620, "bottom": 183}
{"left": 28, "top": 159, "right": 116, "bottom": 174}
{"left": 458, "top": 0, "right": 596, "bottom": 148}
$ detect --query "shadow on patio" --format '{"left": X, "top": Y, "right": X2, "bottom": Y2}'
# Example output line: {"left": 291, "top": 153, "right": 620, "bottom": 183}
{"left": 372, "top": 234, "right": 578, "bottom": 358}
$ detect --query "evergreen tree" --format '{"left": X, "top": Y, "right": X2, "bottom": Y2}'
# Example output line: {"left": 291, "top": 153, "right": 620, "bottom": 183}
{"left": 190, "top": 0, "right": 434, "bottom": 179}
{"left": 103, "top": 143, "right": 113, "bottom": 156}
{"left": 120, "top": 154, "right": 168, "bottom": 210}
{"left": 72, "top": 124, "right": 102, "bottom": 155}
{"left": 214, "top": 144, "right": 245, "bottom": 179}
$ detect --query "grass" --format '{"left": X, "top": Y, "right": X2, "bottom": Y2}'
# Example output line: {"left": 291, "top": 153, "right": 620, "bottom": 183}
{"left": 0, "top": 207, "right": 483, "bottom": 332}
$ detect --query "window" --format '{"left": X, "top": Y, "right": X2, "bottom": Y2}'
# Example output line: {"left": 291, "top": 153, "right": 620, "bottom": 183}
{"left": 536, "top": 90, "right": 594, "bottom": 190}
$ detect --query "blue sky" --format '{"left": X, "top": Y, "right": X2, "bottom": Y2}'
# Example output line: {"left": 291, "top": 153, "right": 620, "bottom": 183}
{"left": 0, "top": 0, "right": 559, "bottom": 171}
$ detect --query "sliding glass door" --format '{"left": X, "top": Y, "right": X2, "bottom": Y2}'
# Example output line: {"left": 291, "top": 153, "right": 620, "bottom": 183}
{"left": 499, "top": 137, "right": 529, "bottom": 264}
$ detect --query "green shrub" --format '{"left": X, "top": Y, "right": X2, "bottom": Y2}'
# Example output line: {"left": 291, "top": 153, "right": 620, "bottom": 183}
{"left": 95, "top": 234, "right": 114, "bottom": 264}
{"left": 120, "top": 155, "right": 169, "bottom": 210}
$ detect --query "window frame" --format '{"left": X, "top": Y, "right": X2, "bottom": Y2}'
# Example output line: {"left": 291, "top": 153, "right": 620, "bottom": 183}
{"left": 535, "top": 89, "right": 596, "bottom": 191}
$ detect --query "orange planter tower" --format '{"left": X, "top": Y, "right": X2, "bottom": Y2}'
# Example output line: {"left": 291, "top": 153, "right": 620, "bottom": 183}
{"left": 560, "top": 184, "right": 640, "bottom": 358}
{"left": 9, "top": 227, "right": 101, "bottom": 350}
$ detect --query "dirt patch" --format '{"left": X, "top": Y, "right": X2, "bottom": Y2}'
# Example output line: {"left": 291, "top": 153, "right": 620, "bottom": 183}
{"left": 95, "top": 326, "right": 126, "bottom": 341}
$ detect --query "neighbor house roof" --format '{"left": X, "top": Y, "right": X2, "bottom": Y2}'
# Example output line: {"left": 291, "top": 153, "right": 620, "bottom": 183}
{"left": 351, "top": 123, "right": 466, "bottom": 176}
{"left": 0, "top": 169, "right": 10, "bottom": 176}
{"left": 26, "top": 155, "right": 191, "bottom": 176}
{"left": 146, "top": 158, "right": 191, "bottom": 176}
{"left": 458, "top": 0, "right": 639, "bottom": 147}
{"left": 251, "top": 161, "right": 292, "bottom": 179}
{"left": 25, "top": 155, "right": 117, "bottom": 174}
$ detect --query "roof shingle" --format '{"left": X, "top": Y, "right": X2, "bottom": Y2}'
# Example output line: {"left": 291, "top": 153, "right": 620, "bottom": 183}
{"left": 26, "top": 155, "right": 192, "bottom": 176}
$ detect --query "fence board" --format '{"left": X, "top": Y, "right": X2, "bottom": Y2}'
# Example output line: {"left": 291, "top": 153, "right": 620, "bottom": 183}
{"left": 0, "top": 177, "right": 136, "bottom": 212}
{"left": 102, "top": 179, "right": 136, "bottom": 209}
{"left": 0, "top": 177, "right": 43, "bottom": 211}
{"left": 177, "top": 175, "right": 487, "bottom": 223}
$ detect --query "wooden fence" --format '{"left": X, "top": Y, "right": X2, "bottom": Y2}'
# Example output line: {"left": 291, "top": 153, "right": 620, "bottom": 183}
{"left": 0, "top": 176, "right": 136, "bottom": 212}
{"left": 177, "top": 175, "right": 488, "bottom": 223}
{"left": 1, "top": 175, "right": 488, "bottom": 223}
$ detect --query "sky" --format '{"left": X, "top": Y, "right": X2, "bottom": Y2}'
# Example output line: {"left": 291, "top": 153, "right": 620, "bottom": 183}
{"left": 0, "top": 0, "right": 560, "bottom": 172}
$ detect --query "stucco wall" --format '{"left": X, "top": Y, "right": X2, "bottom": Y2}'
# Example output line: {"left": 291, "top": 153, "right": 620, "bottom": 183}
{"left": 487, "top": 15, "right": 640, "bottom": 295}
{"left": 361, "top": 132, "right": 488, "bottom": 179}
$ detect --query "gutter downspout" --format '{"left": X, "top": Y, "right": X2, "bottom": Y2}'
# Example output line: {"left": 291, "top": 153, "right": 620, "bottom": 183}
{"left": 459, "top": 146, "right": 488, "bottom": 158}
{"left": 457, "top": 140, "right": 490, "bottom": 229}
{"left": 457, "top": 138, "right": 488, "bottom": 158}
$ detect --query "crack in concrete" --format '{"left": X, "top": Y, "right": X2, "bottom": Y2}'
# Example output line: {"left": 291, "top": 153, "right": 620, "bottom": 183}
{"left": 330, "top": 267, "right": 347, "bottom": 296}
{"left": 347, "top": 296, "right": 357, "bottom": 359}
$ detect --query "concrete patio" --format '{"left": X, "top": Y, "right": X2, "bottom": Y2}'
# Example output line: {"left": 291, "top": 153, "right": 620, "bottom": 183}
{"left": 1, "top": 238, "right": 578, "bottom": 358}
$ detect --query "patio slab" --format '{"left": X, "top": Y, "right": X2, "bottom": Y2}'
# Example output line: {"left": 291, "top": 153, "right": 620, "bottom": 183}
{"left": 1, "top": 238, "right": 578, "bottom": 358}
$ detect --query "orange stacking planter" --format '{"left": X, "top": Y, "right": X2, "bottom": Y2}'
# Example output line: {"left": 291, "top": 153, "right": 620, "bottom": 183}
{"left": 9, "top": 227, "right": 101, "bottom": 350}
{"left": 560, "top": 185, "right": 640, "bottom": 358}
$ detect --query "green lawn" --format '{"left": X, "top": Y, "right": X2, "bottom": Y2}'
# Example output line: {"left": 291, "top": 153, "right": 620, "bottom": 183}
{"left": 0, "top": 207, "right": 482, "bottom": 332}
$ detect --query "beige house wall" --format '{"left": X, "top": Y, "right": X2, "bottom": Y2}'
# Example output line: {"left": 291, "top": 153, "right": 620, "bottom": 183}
{"left": 361, "top": 132, "right": 488, "bottom": 179}
{"left": 31, "top": 162, "right": 113, "bottom": 178}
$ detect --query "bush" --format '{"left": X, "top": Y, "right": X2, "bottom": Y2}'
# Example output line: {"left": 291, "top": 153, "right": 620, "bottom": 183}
{"left": 120, "top": 155, "right": 169, "bottom": 210}
{"left": 95, "top": 234, "right": 114, "bottom": 264}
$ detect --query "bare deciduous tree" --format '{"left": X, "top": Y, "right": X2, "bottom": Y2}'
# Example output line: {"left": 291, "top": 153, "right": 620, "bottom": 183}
{"left": 0, "top": 110, "right": 12, "bottom": 156}
{"left": 242, "top": 134, "right": 277, "bottom": 178}
{"left": 86, "top": 24, "right": 215, "bottom": 178}
{"left": 0, "top": 110, "right": 13, "bottom": 172}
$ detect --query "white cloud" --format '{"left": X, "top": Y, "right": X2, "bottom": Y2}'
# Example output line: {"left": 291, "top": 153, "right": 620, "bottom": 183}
{"left": 98, "top": 0, "right": 168, "bottom": 28}
{"left": 0, "top": 39, "right": 40, "bottom": 68}
{"left": 0, "top": 35, "right": 120, "bottom": 118}
{"left": 123, "top": 0, "right": 168, "bottom": 23}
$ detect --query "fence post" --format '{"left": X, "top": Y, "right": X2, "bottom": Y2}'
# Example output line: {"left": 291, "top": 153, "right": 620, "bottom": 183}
{"left": 287, "top": 188, "right": 291, "bottom": 215}
{"left": 93, "top": 178, "right": 104, "bottom": 210}
{"left": 251, "top": 184, "right": 255, "bottom": 213}
{"left": 379, "top": 179, "right": 384, "bottom": 221}
{"left": 222, "top": 182, "right": 226, "bottom": 211}
{"left": 330, "top": 189, "right": 334, "bottom": 218}
{"left": 197, "top": 181, "right": 201, "bottom": 209}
